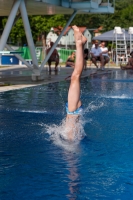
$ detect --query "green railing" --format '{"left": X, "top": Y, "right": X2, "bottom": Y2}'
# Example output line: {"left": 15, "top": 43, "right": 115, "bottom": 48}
{"left": 58, "top": 49, "right": 75, "bottom": 63}
{"left": 17, "top": 47, "right": 43, "bottom": 62}
{"left": 16, "top": 47, "right": 75, "bottom": 63}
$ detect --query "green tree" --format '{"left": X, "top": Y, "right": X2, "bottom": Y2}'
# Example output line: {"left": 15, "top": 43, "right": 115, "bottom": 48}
{"left": 71, "top": 14, "right": 104, "bottom": 29}
{"left": 2, "top": 17, "right": 26, "bottom": 45}
{"left": 30, "top": 15, "right": 67, "bottom": 46}
{"left": 1, "top": 15, "right": 67, "bottom": 46}
{"left": 0, "top": 17, "right": 5, "bottom": 36}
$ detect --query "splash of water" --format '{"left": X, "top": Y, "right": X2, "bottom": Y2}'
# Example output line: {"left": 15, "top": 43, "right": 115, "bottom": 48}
{"left": 44, "top": 117, "right": 86, "bottom": 151}
{"left": 5, "top": 108, "right": 47, "bottom": 113}
{"left": 84, "top": 100, "right": 105, "bottom": 114}
{"left": 102, "top": 94, "right": 133, "bottom": 99}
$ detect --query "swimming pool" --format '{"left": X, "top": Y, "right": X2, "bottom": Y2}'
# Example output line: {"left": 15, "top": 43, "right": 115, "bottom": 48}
{"left": 1, "top": 69, "right": 133, "bottom": 199}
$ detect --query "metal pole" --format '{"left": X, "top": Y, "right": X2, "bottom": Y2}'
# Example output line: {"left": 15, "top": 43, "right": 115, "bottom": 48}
{"left": 12, "top": 12, "right": 21, "bottom": 27}
{"left": 66, "top": 40, "right": 67, "bottom": 50}
{"left": 20, "top": 0, "right": 38, "bottom": 69}
{"left": 6, "top": 9, "right": 33, "bottom": 69}
{"left": 40, "top": 10, "right": 78, "bottom": 72}
{"left": 0, "top": 0, "right": 22, "bottom": 50}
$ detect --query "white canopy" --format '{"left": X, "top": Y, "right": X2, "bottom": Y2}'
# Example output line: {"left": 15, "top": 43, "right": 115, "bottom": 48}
{"left": 93, "top": 30, "right": 133, "bottom": 41}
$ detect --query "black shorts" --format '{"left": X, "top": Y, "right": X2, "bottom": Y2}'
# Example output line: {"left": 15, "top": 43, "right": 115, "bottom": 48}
{"left": 91, "top": 56, "right": 101, "bottom": 61}
{"left": 84, "top": 56, "right": 88, "bottom": 60}
{"left": 103, "top": 55, "right": 109, "bottom": 61}
{"left": 48, "top": 55, "right": 59, "bottom": 62}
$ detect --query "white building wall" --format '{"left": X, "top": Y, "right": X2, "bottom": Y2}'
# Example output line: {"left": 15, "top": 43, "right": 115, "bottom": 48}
{"left": 46, "top": 30, "right": 58, "bottom": 46}
{"left": 60, "top": 35, "right": 66, "bottom": 45}
{"left": 84, "top": 30, "right": 92, "bottom": 43}
{"left": 46, "top": 27, "right": 92, "bottom": 48}
{"left": 68, "top": 29, "right": 74, "bottom": 45}
{"left": 60, "top": 29, "right": 74, "bottom": 46}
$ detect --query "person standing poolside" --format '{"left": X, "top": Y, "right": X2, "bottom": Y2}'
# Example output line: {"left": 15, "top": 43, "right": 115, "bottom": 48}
{"left": 84, "top": 48, "right": 89, "bottom": 70}
{"left": 65, "top": 25, "right": 87, "bottom": 141}
{"left": 46, "top": 41, "right": 59, "bottom": 71}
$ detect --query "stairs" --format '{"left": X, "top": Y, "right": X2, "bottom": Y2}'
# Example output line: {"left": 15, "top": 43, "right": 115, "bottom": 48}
{"left": 128, "top": 27, "right": 133, "bottom": 53}
{"left": 112, "top": 27, "right": 128, "bottom": 65}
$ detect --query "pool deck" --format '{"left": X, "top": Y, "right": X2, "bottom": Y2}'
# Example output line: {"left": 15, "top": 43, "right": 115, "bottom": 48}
{"left": 0, "top": 65, "right": 120, "bottom": 92}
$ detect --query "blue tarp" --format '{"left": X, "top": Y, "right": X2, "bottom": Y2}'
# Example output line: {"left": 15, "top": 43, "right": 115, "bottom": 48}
{"left": 93, "top": 30, "right": 133, "bottom": 41}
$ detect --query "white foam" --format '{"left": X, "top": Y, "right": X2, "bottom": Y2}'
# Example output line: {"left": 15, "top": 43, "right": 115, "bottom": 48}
{"left": 20, "top": 110, "right": 47, "bottom": 113}
{"left": 101, "top": 94, "right": 133, "bottom": 99}
{"left": 6, "top": 108, "right": 47, "bottom": 113}
{"left": 41, "top": 99, "right": 105, "bottom": 151}
{"left": 84, "top": 100, "right": 104, "bottom": 114}
{"left": 44, "top": 117, "right": 86, "bottom": 152}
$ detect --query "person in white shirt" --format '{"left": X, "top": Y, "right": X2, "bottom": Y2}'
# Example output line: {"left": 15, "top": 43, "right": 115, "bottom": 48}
{"left": 90, "top": 40, "right": 104, "bottom": 69}
{"left": 100, "top": 41, "right": 110, "bottom": 68}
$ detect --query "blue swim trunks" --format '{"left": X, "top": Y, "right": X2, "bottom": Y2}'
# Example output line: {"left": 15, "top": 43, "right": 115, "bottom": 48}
{"left": 66, "top": 103, "right": 83, "bottom": 115}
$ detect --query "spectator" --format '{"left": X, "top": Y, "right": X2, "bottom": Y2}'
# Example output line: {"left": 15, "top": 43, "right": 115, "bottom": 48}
{"left": 84, "top": 48, "right": 89, "bottom": 70}
{"left": 120, "top": 51, "right": 133, "bottom": 70}
{"left": 90, "top": 40, "right": 104, "bottom": 70}
{"left": 66, "top": 51, "right": 75, "bottom": 68}
{"left": 100, "top": 41, "right": 110, "bottom": 69}
{"left": 46, "top": 42, "right": 59, "bottom": 71}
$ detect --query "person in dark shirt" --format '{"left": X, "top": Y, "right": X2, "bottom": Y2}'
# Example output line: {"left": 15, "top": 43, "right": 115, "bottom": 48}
{"left": 46, "top": 42, "right": 59, "bottom": 71}
{"left": 84, "top": 48, "right": 89, "bottom": 70}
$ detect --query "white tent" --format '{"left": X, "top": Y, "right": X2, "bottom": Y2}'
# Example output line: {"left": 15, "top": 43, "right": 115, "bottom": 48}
{"left": 93, "top": 30, "right": 133, "bottom": 41}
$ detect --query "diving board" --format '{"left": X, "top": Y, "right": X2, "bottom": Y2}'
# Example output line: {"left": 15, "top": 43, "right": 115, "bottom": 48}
{"left": 0, "top": 0, "right": 115, "bottom": 16}
{"left": 0, "top": 51, "right": 24, "bottom": 54}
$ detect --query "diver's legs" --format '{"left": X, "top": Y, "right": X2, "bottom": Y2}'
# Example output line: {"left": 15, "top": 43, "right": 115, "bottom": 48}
{"left": 67, "top": 25, "right": 87, "bottom": 112}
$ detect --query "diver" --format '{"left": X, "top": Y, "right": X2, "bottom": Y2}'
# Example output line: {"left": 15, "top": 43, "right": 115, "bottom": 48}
{"left": 65, "top": 25, "right": 87, "bottom": 141}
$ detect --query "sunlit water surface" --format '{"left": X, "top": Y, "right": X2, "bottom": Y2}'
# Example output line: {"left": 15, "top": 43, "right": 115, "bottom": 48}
{"left": 1, "top": 70, "right": 133, "bottom": 199}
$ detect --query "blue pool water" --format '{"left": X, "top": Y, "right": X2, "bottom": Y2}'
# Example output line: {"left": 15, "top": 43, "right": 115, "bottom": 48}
{"left": 1, "top": 70, "right": 133, "bottom": 199}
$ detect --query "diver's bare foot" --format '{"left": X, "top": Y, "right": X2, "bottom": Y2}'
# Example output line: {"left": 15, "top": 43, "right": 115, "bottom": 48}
{"left": 72, "top": 25, "right": 83, "bottom": 46}
{"left": 82, "top": 34, "right": 87, "bottom": 45}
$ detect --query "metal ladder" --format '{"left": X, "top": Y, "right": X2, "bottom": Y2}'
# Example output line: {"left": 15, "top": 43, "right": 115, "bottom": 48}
{"left": 128, "top": 27, "right": 133, "bottom": 53}
{"left": 112, "top": 27, "right": 128, "bottom": 65}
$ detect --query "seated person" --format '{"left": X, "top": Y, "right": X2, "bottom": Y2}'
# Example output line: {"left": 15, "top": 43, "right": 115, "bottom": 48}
{"left": 120, "top": 51, "right": 133, "bottom": 70}
{"left": 99, "top": 41, "right": 110, "bottom": 68}
{"left": 90, "top": 40, "right": 104, "bottom": 69}
{"left": 46, "top": 41, "right": 59, "bottom": 71}
{"left": 66, "top": 52, "right": 75, "bottom": 68}
{"left": 84, "top": 48, "right": 89, "bottom": 70}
